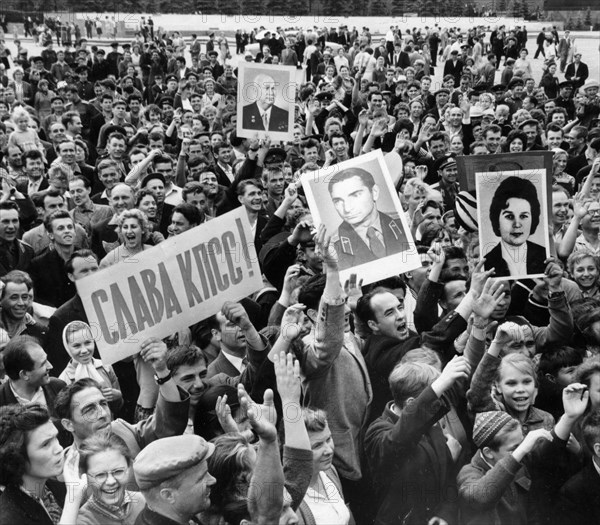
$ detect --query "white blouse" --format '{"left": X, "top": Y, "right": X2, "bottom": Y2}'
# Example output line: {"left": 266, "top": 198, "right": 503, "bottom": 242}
{"left": 304, "top": 472, "right": 350, "bottom": 525}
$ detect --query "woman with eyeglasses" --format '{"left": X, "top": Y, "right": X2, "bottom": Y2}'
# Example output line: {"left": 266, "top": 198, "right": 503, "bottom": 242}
{"left": 77, "top": 432, "right": 145, "bottom": 525}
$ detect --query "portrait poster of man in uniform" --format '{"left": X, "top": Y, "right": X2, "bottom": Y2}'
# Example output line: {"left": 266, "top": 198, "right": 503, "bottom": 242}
{"left": 476, "top": 169, "right": 551, "bottom": 280}
{"left": 301, "top": 150, "right": 421, "bottom": 285}
{"left": 237, "top": 62, "right": 295, "bottom": 142}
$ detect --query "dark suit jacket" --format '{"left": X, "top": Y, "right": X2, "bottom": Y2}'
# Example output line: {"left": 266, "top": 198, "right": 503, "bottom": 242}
{"left": 483, "top": 240, "right": 547, "bottom": 278}
{"left": 559, "top": 463, "right": 600, "bottom": 525}
{"left": 564, "top": 62, "right": 589, "bottom": 90}
{"left": 206, "top": 350, "right": 242, "bottom": 379}
{"left": 391, "top": 51, "right": 411, "bottom": 69}
{"left": 0, "top": 239, "right": 34, "bottom": 278}
{"left": 29, "top": 249, "right": 76, "bottom": 308}
{"left": 242, "top": 102, "right": 289, "bottom": 133}
{"left": 443, "top": 58, "right": 465, "bottom": 84}
{"left": 17, "top": 177, "right": 49, "bottom": 196}
{"left": 0, "top": 485, "right": 56, "bottom": 525}
{"left": 0, "top": 377, "right": 65, "bottom": 408}
{"left": 333, "top": 211, "right": 409, "bottom": 272}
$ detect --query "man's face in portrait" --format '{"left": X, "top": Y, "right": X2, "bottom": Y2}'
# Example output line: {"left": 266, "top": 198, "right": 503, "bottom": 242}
{"left": 330, "top": 175, "right": 378, "bottom": 227}
{"left": 256, "top": 74, "right": 276, "bottom": 111}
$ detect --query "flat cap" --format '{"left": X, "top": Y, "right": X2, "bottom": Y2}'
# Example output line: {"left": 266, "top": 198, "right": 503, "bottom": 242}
{"left": 433, "top": 88, "right": 450, "bottom": 96}
{"left": 432, "top": 153, "right": 457, "bottom": 172}
{"left": 558, "top": 80, "right": 573, "bottom": 89}
{"left": 134, "top": 435, "right": 214, "bottom": 490}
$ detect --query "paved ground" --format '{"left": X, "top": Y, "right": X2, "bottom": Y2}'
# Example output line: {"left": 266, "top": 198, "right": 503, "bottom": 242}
{"left": 4, "top": 24, "right": 598, "bottom": 91}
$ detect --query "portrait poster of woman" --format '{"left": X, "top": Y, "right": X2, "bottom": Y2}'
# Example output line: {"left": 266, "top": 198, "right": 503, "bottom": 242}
{"left": 476, "top": 169, "right": 551, "bottom": 280}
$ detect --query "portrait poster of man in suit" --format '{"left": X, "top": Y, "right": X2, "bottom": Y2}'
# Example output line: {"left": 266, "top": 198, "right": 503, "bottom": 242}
{"left": 300, "top": 150, "right": 420, "bottom": 285}
{"left": 237, "top": 62, "right": 295, "bottom": 142}
{"left": 477, "top": 169, "right": 551, "bottom": 280}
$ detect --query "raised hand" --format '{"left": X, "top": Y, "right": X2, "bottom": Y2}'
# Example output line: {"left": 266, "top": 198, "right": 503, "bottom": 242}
{"left": 139, "top": 337, "right": 168, "bottom": 373}
{"left": 543, "top": 259, "right": 564, "bottom": 292}
{"left": 562, "top": 383, "right": 589, "bottom": 420}
{"left": 431, "top": 355, "right": 471, "bottom": 397}
{"left": 472, "top": 277, "right": 505, "bottom": 320}
{"left": 344, "top": 273, "right": 363, "bottom": 311}
{"left": 314, "top": 224, "right": 338, "bottom": 269}
{"left": 280, "top": 303, "right": 307, "bottom": 342}
{"left": 222, "top": 301, "right": 253, "bottom": 331}
{"left": 238, "top": 384, "right": 277, "bottom": 441}
{"left": 215, "top": 394, "right": 239, "bottom": 433}
{"left": 469, "top": 259, "right": 496, "bottom": 298}
{"left": 273, "top": 350, "right": 301, "bottom": 405}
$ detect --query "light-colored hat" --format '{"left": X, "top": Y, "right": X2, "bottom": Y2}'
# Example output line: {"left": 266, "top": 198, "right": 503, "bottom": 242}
{"left": 133, "top": 435, "right": 214, "bottom": 490}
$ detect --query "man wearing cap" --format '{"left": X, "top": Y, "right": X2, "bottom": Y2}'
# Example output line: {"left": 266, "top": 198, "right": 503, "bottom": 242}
{"left": 133, "top": 434, "right": 216, "bottom": 524}
{"left": 565, "top": 52, "right": 589, "bottom": 91}
{"left": 90, "top": 48, "right": 110, "bottom": 82}
{"left": 328, "top": 167, "right": 408, "bottom": 270}
{"left": 434, "top": 154, "right": 459, "bottom": 211}
{"left": 242, "top": 73, "right": 289, "bottom": 133}
{"left": 555, "top": 81, "right": 576, "bottom": 120}
{"left": 443, "top": 49, "right": 464, "bottom": 86}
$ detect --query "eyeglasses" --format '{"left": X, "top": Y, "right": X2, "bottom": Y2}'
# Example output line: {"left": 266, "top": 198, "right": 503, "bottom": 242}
{"left": 89, "top": 467, "right": 128, "bottom": 484}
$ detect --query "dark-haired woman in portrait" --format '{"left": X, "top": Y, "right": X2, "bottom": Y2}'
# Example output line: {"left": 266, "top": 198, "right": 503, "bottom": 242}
{"left": 483, "top": 176, "right": 547, "bottom": 277}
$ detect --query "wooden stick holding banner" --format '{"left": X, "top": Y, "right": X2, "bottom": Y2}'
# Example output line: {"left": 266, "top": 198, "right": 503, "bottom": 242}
{"left": 76, "top": 208, "right": 263, "bottom": 364}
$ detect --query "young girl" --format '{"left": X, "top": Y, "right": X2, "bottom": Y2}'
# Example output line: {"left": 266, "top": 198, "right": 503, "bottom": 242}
{"left": 59, "top": 321, "right": 123, "bottom": 410}
{"left": 468, "top": 322, "right": 555, "bottom": 432}
{"left": 7, "top": 106, "right": 45, "bottom": 155}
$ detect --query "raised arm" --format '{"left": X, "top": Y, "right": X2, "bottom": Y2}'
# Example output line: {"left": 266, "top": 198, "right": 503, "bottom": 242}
{"left": 296, "top": 225, "right": 345, "bottom": 378}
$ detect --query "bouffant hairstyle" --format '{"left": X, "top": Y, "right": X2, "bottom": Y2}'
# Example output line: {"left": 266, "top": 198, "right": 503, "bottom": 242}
{"left": 489, "top": 176, "right": 541, "bottom": 238}
{"left": 0, "top": 404, "right": 50, "bottom": 487}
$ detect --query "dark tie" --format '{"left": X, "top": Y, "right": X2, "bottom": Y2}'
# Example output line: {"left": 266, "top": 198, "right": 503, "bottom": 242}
{"left": 262, "top": 112, "right": 268, "bottom": 130}
{"left": 367, "top": 227, "right": 386, "bottom": 258}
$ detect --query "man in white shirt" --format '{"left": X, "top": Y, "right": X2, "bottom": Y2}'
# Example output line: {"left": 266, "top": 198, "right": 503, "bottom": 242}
{"left": 153, "top": 154, "right": 183, "bottom": 206}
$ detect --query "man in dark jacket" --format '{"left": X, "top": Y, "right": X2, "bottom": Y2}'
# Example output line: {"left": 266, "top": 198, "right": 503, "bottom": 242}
{"left": 0, "top": 335, "right": 65, "bottom": 409}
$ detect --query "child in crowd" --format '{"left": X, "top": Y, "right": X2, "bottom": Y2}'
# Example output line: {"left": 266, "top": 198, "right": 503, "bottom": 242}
{"left": 559, "top": 408, "right": 600, "bottom": 524}
{"left": 458, "top": 383, "right": 589, "bottom": 524}
{"left": 7, "top": 106, "right": 45, "bottom": 154}
{"left": 468, "top": 322, "right": 555, "bottom": 432}
{"left": 536, "top": 345, "right": 585, "bottom": 420}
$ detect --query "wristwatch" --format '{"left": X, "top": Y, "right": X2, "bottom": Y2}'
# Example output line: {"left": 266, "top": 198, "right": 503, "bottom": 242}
{"left": 547, "top": 290, "right": 565, "bottom": 300}
{"left": 154, "top": 370, "right": 172, "bottom": 385}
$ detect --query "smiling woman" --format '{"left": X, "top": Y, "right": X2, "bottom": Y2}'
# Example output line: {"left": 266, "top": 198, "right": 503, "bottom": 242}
{"left": 78, "top": 433, "right": 146, "bottom": 525}
{"left": 99, "top": 209, "right": 153, "bottom": 269}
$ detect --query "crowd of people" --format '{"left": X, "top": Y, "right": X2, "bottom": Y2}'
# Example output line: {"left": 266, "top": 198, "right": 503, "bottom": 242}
{"left": 0, "top": 17, "right": 599, "bottom": 525}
